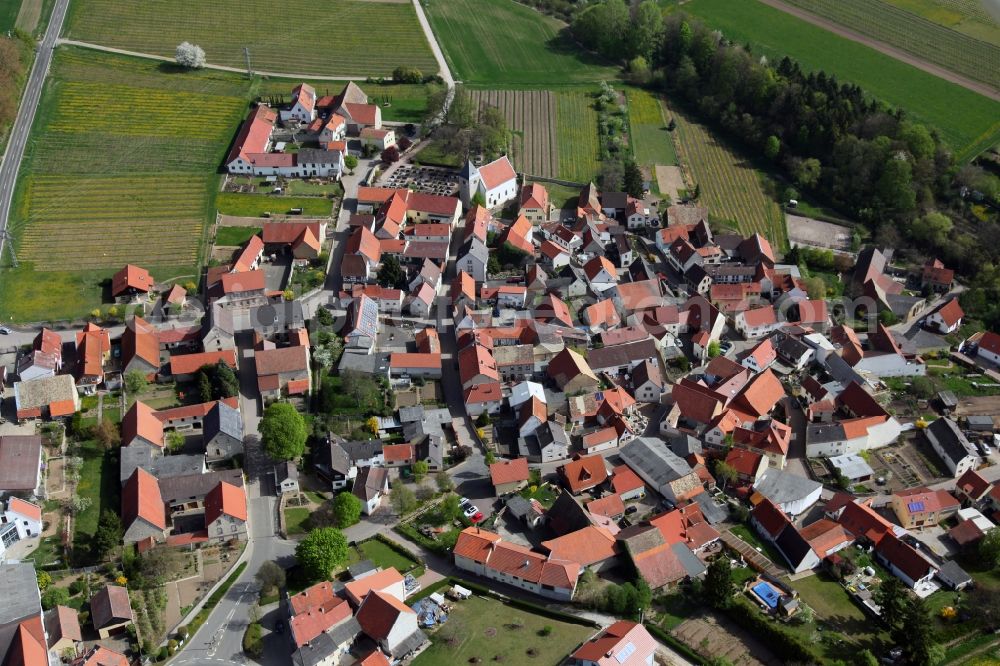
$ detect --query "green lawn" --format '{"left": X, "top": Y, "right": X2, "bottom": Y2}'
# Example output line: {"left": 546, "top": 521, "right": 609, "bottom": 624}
{"left": 1, "top": 46, "right": 249, "bottom": 322}
{"left": 65, "top": 0, "right": 437, "bottom": 77}
{"left": 72, "top": 439, "right": 119, "bottom": 562}
{"left": 532, "top": 180, "right": 580, "bottom": 209}
{"left": 416, "top": 139, "right": 463, "bottom": 168}
{"left": 791, "top": 572, "right": 869, "bottom": 623}
{"left": 627, "top": 88, "right": 677, "bottom": 168}
{"left": 215, "top": 192, "right": 332, "bottom": 218}
{"left": 285, "top": 507, "right": 310, "bottom": 536}
{"left": 682, "top": 0, "right": 1000, "bottom": 161}
{"left": 257, "top": 77, "right": 432, "bottom": 124}
{"left": 214, "top": 226, "right": 261, "bottom": 247}
{"left": 358, "top": 539, "right": 419, "bottom": 573}
{"left": 412, "top": 594, "right": 593, "bottom": 666}
{"left": 556, "top": 91, "right": 601, "bottom": 183}
{"left": 424, "top": 0, "right": 618, "bottom": 86}
{"left": 26, "top": 534, "right": 63, "bottom": 568}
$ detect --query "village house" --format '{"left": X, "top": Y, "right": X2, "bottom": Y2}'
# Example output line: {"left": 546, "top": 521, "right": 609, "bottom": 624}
{"left": 923, "top": 417, "right": 979, "bottom": 478}
{"left": 519, "top": 182, "right": 551, "bottom": 224}
{"left": 90, "top": 585, "right": 133, "bottom": 639}
{"left": 460, "top": 156, "right": 518, "bottom": 209}
{"left": 255, "top": 345, "right": 311, "bottom": 399}
{"left": 353, "top": 466, "right": 389, "bottom": 515}
{"left": 490, "top": 458, "right": 531, "bottom": 496}
{"left": 17, "top": 328, "right": 62, "bottom": 381}
{"left": 924, "top": 298, "right": 963, "bottom": 335}
{"left": 890, "top": 487, "right": 960, "bottom": 530}
{"left": 13, "top": 374, "right": 79, "bottom": 422}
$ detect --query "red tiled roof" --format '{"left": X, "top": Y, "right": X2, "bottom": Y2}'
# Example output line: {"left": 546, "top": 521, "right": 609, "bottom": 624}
{"left": 8, "top": 497, "right": 41, "bottom": 522}
{"left": 170, "top": 349, "right": 237, "bottom": 376}
{"left": 725, "top": 448, "right": 763, "bottom": 477}
{"left": 234, "top": 235, "right": 264, "bottom": 273}
{"left": 220, "top": 269, "right": 265, "bottom": 294}
{"left": 389, "top": 352, "right": 441, "bottom": 369}
{"left": 490, "top": 458, "right": 530, "bottom": 487}
{"left": 34, "top": 328, "right": 61, "bottom": 356}
{"left": 948, "top": 519, "right": 984, "bottom": 547}
{"left": 357, "top": 186, "right": 401, "bottom": 205}
{"left": 876, "top": 532, "right": 935, "bottom": 582}
{"left": 356, "top": 590, "right": 414, "bottom": 641}
{"left": 49, "top": 400, "right": 77, "bottom": 418}
{"left": 453, "top": 526, "right": 502, "bottom": 563}
{"left": 980, "top": 331, "right": 1000, "bottom": 357}
{"left": 405, "top": 192, "right": 461, "bottom": 217}
{"left": 955, "top": 469, "right": 991, "bottom": 501}
{"left": 611, "top": 464, "right": 645, "bottom": 495}
{"left": 344, "top": 568, "right": 404, "bottom": 605}
{"left": 347, "top": 226, "right": 382, "bottom": 264}
{"left": 559, "top": 455, "right": 608, "bottom": 494}
{"left": 76, "top": 323, "right": 110, "bottom": 380}
{"left": 894, "top": 487, "right": 960, "bottom": 516}
{"left": 343, "top": 103, "right": 379, "bottom": 126}
{"left": 205, "top": 481, "right": 247, "bottom": 524}
{"left": 289, "top": 581, "right": 337, "bottom": 616}
{"left": 478, "top": 156, "right": 516, "bottom": 190}
{"left": 122, "top": 316, "right": 160, "bottom": 371}
{"left": 255, "top": 345, "right": 308, "bottom": 376}
{"left": 932, "top": 298, "right": 964, "bottom": 327}
{"left": 111, "top": 264, "right": 154, "bottom": 297}
{"left": 799, "top": 518, "right": 851, "bottom": 557}
{"left": 123, "top": 467, "right": 166, "bottom": 530}
{"left": 838, "top": 500, "right": 894, "bottom": 544}
{"left": 586, "top": 494, "right": 625, "bottom": 519}
{"left": 463, "top": 381, "right": 503, "bottom": 405}
{"left": 750, "top": 497, "right": 790, "bottom": 539}
{"left": 77, "top": 645, "right": 128, "bottom": 666}
{"left": 459, "top": 343, "right": 499, "bottom": 385}
{"left": 225, "top": 105, "right": 276, "bottom": 165}
{"left": 122, "top": 400, "right": 164, "bottom": 448}
{"left": 541, "top": 525, "right": 618, "bottom": 567}
{"left": 263, "top": 222, "right": 324, "bottom": 246}
{"left": 731, "top": 369, "right": 784, "bottom": 418}
{"left": 383, "top": 444, "right": 416, "bottom": 463}
{"left": 572, "top": 621, "right": 656, "bottom": 666}
{"left": 520, "top": 182, "right": 549, "bottom": 211}
{"left": 583, "top": 427, "right": 618, "bottom": 450}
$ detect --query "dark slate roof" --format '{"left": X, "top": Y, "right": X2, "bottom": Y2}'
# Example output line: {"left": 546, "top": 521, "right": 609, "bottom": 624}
{"left": 119, "top": 447, "right": 204, "bottom": 485}
{"left": 340, "top": 439, "right": 385, "bottom": 463}
{"left": 775, "top": 525, "right": 815, "bottom": 570}
{"left": 925, "top": 418, "right": 977, "bottom": 466}
{"left": 663, "top": 427, "right": 702, "bottom": 458}
{"left": 0, "top": 562, "right": 41, "bottom": 625}
{"left": 204, "top": 401, "right": 242, "bottom": 442}
{"left": 546, "top": 490, "right": 592, "bottom": 537}
{"left": 347, "top": 560, "right": 377, "bottom": 579}
{"left": 249, "top": 300, "right": 305, "bottom": 333}
{"left": 292, "top": 618, "right": 361, "bottom": 666}
{"left": 670, "top": 542, "right": 707, "bottom": 577}
{"left": 600, "top": 192, "right": 628, "bottom": 210}
{"left": 398, "top": 406, "right": 424, "bottom": 423}
{"left": 691, "top": 491, "right": 729, "bottom": 525}
{"left": 158, "top": 470, "right": 243, "bottom": 505}
{"left": 315, "top": 437, "right": 353, "bottom": 478}
{"left": 936, "top": 560, "right": 972, "bottom": 588}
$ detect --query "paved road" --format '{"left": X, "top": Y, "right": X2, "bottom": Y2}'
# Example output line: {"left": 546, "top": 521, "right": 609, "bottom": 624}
{"left": 0, "top": 0, "right": 69, "bottom": 271}
{"left": 411, "top": 0, "right": 454, "bottom": 90}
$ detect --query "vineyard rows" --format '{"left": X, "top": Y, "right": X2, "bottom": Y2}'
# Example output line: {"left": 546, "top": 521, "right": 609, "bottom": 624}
{"left": 782, "top": 0, "right": 1000, "bottom": 90}
{"left": 469, "top": 90, "right": 558, "bottom": 178}
{"left": 555, "top": 92, "right": 601, "bottom": 184}
{"left": 65, "top": 0, "right": 438, "bottom": 77}
{"left": 668, "top": 105, "right": 786, "bottom": 249}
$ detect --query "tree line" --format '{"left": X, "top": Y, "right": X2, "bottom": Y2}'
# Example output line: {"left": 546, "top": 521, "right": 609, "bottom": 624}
{"left": 570, "top": 1, "right": 1000, "bottom": 326}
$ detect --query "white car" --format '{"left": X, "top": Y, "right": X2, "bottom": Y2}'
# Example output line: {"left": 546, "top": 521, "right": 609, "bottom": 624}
{"left": 0, "top": 327, "right": 10, "bottom": 334}
{"left": 458, "top": 496, "right": 472, "bottom": 508}
{"left": 462, "top": 504, "right": 479, "bottom": 518}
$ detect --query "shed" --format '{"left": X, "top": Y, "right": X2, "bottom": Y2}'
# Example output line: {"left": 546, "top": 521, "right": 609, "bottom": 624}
{"left": 965, "top": 415, "right": 994, "bottom": 432}
{"left": 829, "top": 453, "right": 875, "bottom": 482}
{"left": 937, "top": 391, "right": 958, "bottom": 411}
{"left": 936, "top": 560, "right": 973, "bottom": 591}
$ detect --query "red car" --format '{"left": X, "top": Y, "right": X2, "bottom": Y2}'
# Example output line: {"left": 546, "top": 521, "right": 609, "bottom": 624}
{"left": 471, "top": 512, "right": 484, "bottom": 523}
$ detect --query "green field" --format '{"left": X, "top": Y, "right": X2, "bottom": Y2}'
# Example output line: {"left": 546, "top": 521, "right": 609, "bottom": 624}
{"left": 0, "top": 0, "right": 21, "bottom": 32}
{"left": 72, "top": 438, "right": 120, "bottom": 562}
{"left": 412, "top": 595, "right": 593, "bottom": 666}
{"left": 0, "top": 47, "right": 249, "bottom": 322}
{"left": 556, "top": 92, "right": 601, "bottom": 183}
{"left": 216, "top": 192, "right": 332, "bottom": 218}
{"left": 668, "top": 103, "right": 787, "bottom": 248}
{"left": 424, "top": 0, "right": 618, "bottom": 86}
{"left": 779, "top": 0, "right": 1000, "bottom": 90}
{"left": 256, "top": 77, "right": 432, "bottom": 123}
{"left": 883, "top": 0, "right": 1000, "bottom": 43}
{"left": 683, "top": 0, "right": 1000, "bottom": 160}
{"left": 215, "top": 226, "right": 262, "bottom": 247}
{"left": 627, "top": 88, "right": 677, "bottom": 168}
{"left": 357, "top": 539, "right": 419, "bottom": 573}
{"left": 64, "top": 0, "right": 437, "bottom": 77}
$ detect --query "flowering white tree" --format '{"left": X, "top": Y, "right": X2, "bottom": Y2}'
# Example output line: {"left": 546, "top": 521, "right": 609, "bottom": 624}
{"left": 175, "top": 42, "right": 206, "bottom": 69}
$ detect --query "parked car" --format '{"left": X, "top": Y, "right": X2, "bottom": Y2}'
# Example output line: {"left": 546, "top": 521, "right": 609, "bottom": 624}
{"left": 470, "top": 511, "right": 484, "bottom": 524}
{"left": 459, "top": 497, "right": 472, "bottom": 508}
{"left": 0, "top": 326, "right": 9, "bottom": 334}
{"left": 462, "top": 504, "right": 479, "bottom": 518}
{"left": 625, "top": 505, "right": 639, "bottom": 515}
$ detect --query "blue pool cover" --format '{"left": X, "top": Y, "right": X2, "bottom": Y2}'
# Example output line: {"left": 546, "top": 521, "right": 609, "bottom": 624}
{"left": 752, "top": 582, "right": 780, "bottom": 609}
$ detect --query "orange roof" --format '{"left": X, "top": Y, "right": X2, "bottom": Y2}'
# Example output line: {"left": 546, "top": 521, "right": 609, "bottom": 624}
{"left": 520, "top": 182, "right": 549, "bottom": 210}
{"left": 489, "top": 458, "right": 530, "bottom": 487}
{"left": 49, "top": 399, "right": 77, "bottom": 417}
{"left": 382, "top": 443, "right": 416, "bottom": 463}
{"left": 611, "top": 464, "right": 645, "bottom": 495}
{"left": 732, "top": 369, "right": 785, "bottom": 418}
{"left": 347, "top": 225, "right": 382, "bottom": 264}
{"left": 740, "top": 305, "right": 777, "bottom": 328}
{"left": 220, "top": 269, "right": 265, "bottom": 294}
{"left": 153, "top": 397, "right": 237, "bottom": 423}
{"left": 170, "top": 349, "right": 237, "bottom": 376}
{"left": 122, "top": 400, "right": 164, "bottom": 447}
{"left": 123, "top": 316, "right": 160, "bottom": 370}
{"left": 287, "top": 378, "right": 311, "bottom": 395}
{"left": 725, "top": 448, "right": 764, "bottom": 477}
{"left": 225, "top": 105, "right": 276, "bottom": 165}
{"left": 75, "top": 323, "right": 110, "bottom": 379}
{"left": 799, "top": 518, "right": 852, "bottom": 557}
{"left": 234, "top": 235, "right": 264, "bottom": 273}
{"left": 572, "top": 621, "right": 655, "bottom": 665}
{"left": 750, "top": 497, "right": 790, "bottom": 539}
{"left": 111, "top": 264, "right": 154, "bottom": 296}
{"left": 541, "top": 525, "right": 618, "bottom": 567}
{"left": 583, "top": 299, "right": 620, "bottom": 328}
{"left": 582, "top": 427, "right": 618, "bottom": 450}
{"left": 357, "top": 186, "right": 401, "bottom": 205}
{"left": 7, "top": 497, "right": 41, "bottom": 522}
{"left": 478, "top": 156, "right": 516, "bottom": 190}
{"left": 263, "top": 221, "right": 324, "bottom": 245}
{"left": 344, "top": 567, "right": 404, "bottom": 605}
{"left": 289, "top": 596, "right": 351, "bottom": 648}
{"left": 358, "top": 650, "right": 391, "bottom": 666}
{"left": 586, "top": 494, "right": 625, "bottom": 519}
{"left": 559, "top": 455, "right": 609, "bottom": 494}
{"left": 389, "top": 352, "right": 441, "bottom": 370}
{"left": 838, "top": 499, "right": 894, "bottom": 544}
{"left": 454, "top": 526, "right": 503, "bottom": 563}
{"left": 932, "top": 298, "right": 964, "bottom": 327}
{"left": 34, "top": 328, "right": 62, "bottom": 356}
{"left": 123, "top": 467, "right": 166, "bottom": 530}
{"left": 205, "top": 480, "right": 247, "bottom": 524}
{"left": 584, "top": 255, "right": 618, "bottom": 282}
{"left": 458, "top": 343, "right": 499, "bottom": 385}
{"left": 463, "top": 381, "right": 503, "bottom": 405}
{"left": 290, "top": 581, "right": 339, "bottom": 616}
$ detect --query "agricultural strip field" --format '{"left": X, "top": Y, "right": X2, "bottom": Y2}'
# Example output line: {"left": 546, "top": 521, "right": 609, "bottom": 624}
{"left": 778, "top": 0, "right": 1000, "bottom": 90}
{"left": 667, "top": 103, "right": 787, "bottom": 248}
{"left": 556, "top": 92, "right": 601, "bottom": 184}
{"left": 683, "top": 0, "right": 1000, "bottom": 161}
{"left": 469, "top": 90, "right": 558, "bottom": 178}
{"left": 626, "top": 88, "right": 677, "bottom": 169}
{"left": 424, "top": 0, "right": 618, "bottom": 86}
{"left": 883, "top": 0, "right": 1000, "bottom": 43}
{"left": 64, "top": 0, "right": 436, "bottom": 77}
{"left": 0, "top": 0, "right": 22, "bottom": 33}
{"left": 0, "top": 47, "right": 251, "bottom": 322}
{"left": 216, "top": 193, "right": 332, "bottom": 218}
{"left": 255, "top": 77, "right": 432, "bottom": 124}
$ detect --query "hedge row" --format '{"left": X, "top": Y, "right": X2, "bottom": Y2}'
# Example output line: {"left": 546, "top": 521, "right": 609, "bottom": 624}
{"left": 723, "top": 598, "right": 815, "bottom": 663}
{"left": 643, "top": 622, "right": 709, "bottom": 666}
{"left": 394, "top": 524, "right": 451, "bottom": 557}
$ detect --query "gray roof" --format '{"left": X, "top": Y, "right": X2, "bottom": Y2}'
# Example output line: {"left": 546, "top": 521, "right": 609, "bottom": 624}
{"left": 204, "top": 401, "right": 242, "bottom": 442}
{"left": 347, "top": 560, "right": 377, "bottom": 579}
{"left": 966, "top": 415, "right": 994, "bottom": 429}
{"left": 338, "top": 350, "right": 386, "bottom": 375}
{"left": 663, "top": 427, "right": 702, "bottom": 458}
{"left": 418, "top": 434, "right": 444, "bottom": 468}
{"left": 691, "top": 490, "right": 729, "bottom": 525}
{"left": 13, "top": 374, "right": 77, "bottom": 411}
{"left": 398, "top": 406, "right": 424, "bottom": 423}
{"left": 292, "top": 618, "right": 362, "bottom": 666}
{"left": 353, "top": 466, "right": 387, "bottom": 503}
{"left": 670, "top": 542, "right": 707, "bottom": 578}
{"left": 120, "top": 447, "right": 204, "bottom": 485}
{"left": 752, "top": 468, "right": 822, "bottom": 506}
{"left": 829, "top": 454, "right": 874, "bottom": 481}
{"left": 460, "top": 236, "right": 488, "bottom": 264}
{"left": 389, "top": 628, "right": 427, "bottom": 658}
{"left": 586, "top": 339, "right": 660, "bottom": 371}
{"left": 806, "top": 422, "right": 847, "bottom": 445}
{"left": 619, "top": 437, "right": 693, "bottom": 487}
{"left": 277, "top": 461, "right": 298, "bottom": 484}
{"left": 505, "top": 495, "right": 534, "bottom": 520}
{"left": 340, "top": 439, "right": 384, "bottom": 463}
{"left": 0, "top": 435, "right": 41, "bottom": 492}
{"left": 249, "top": 300, "right": 304, "bottom": 333}
{"left": 315, "top": 437, "right": 352, "bottom": 478}
{"left": 886, "top": 293, "right": 925, "bottom": 318}
{"left": 937, "top": 391, "right": 959, "bottom": 408}
{"left": 0, "top": 562, "right": 40, "bottom": 625}
{"left": 936, "top": 560, "right": 972, "bottom": 588}
{"left": 158, "top": 470, "right": 243, "bottom": 505}
{"left": 925, "top": 418, "right": 978, "bottom": 466}
{"left": 537, "top": 421, "right": 569, "bottom": 449}
{"left": 297, "top": 148, "right": 343, "bottom": 165}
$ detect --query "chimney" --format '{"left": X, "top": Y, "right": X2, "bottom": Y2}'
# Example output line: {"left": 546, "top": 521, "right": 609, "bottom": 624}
{"left": 523, "top": 559, "right": 530, "bottom": 568}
